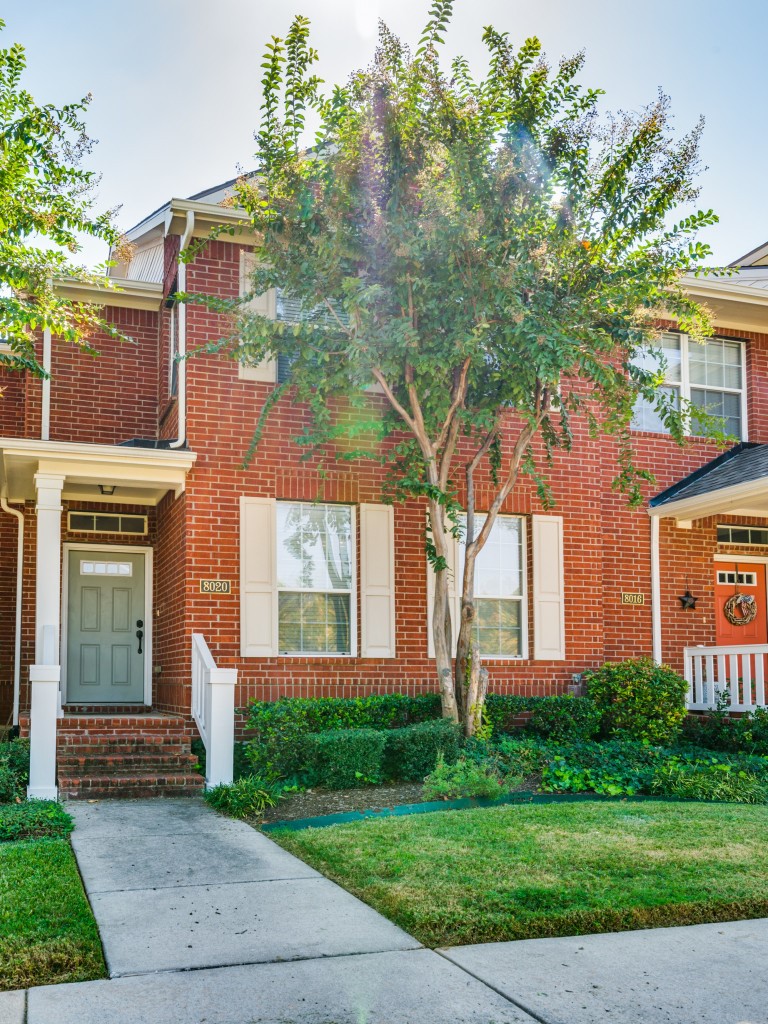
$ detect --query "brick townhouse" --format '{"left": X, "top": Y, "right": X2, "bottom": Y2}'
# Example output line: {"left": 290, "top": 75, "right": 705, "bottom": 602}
{"left": 2, "top": 178, "right": 768, "bottom": 798}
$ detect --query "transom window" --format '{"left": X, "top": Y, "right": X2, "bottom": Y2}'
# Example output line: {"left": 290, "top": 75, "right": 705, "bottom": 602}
{"left": 276, "top": 502, "right": 354, "bottom": 655}
{"left": 457, "top": 515, "right": 525, "bottom": 658}
{"left": 80, "top": 560, "right": 133, "bottom": 577}
{"left": 717, "top": 526, "right": 768, "bottom": 546}
{"left": 717, "top": 571, "right": 757, "bottom": 587}
{"left": 633, "top": 333, "right": 745, "bottom": 439}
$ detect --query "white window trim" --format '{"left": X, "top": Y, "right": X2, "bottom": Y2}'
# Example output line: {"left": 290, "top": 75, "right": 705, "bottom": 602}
{"left": 454, "top": 514, "right": 529, "bottom": 661}
{"left": 634, "top": 332, "right": 748, "bottom": 441}
{"left": 275, "top": 502, "right": 358, "bottom": 658}
{"left": 238, "top": 250, "right": 278, "bottom": 383}
{"left": 61, "top": 543, "right": 153, "bottom": 706}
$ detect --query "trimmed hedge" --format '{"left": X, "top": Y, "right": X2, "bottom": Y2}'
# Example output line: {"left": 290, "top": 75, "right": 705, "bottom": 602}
{"left": 0, "top": 801, "right": 73, "bottom": 841}
{"left": 484, "top": 694, "right": 601, "bottom": 741}
{"left": 244, "top": 694, "right": 441, "bottom": 777}
{"left": 384, "top": 719, "right": 462, "bottom": 781}
{"left": 305, "top": 729, "right": 388, "bottom": 789}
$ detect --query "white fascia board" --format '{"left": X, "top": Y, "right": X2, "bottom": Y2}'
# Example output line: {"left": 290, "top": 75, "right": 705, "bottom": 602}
{"left": 54, "top": 276, "right": 163, "bottom": 310}
{"left": 680, "top": 276, "right": 768, "bottom": 307}
{"left": 0, "top": 437, "right": 196, "bottom": 471}
{"left": 648, "top": 476, "right": 768, "bottom": 522}
{"left": 126, "top": 198, "right": 258, "bottom": 248}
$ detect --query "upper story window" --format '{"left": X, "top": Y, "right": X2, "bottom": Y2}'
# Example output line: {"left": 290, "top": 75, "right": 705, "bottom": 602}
{"left": 632, "top": 333, "right": 746, "bottom": 439}
{"left": 276, "top": 501, "right": 355, "bottom": 655}
{"left": 456, "top": 514, "right": 526, "bottom": 658}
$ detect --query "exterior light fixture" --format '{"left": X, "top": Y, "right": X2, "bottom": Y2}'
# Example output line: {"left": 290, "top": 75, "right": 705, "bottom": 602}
{"left": 99, "top": 485, "right": 116, "bottom": 496}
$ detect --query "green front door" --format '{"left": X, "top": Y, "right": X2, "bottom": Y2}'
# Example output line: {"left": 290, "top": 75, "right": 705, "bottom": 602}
{"left": 66, "top": 550, "right": 146, "bottom": 704}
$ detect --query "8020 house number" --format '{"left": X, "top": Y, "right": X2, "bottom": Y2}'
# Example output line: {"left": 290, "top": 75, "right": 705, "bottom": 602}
{"left": 199, "top": 579, "right": 232, "bottom": 594}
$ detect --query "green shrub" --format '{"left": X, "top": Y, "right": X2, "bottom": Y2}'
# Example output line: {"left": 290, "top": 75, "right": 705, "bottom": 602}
{"left": 483, "top": 694, "right": 530, "bottom": 735}
{"left": 682, "top": 699, "right": 768, "bottom": 756}
{"left": 0, "top": 800, "right": 73, "bottom": 841}
{"left": 652, "top": 760, "right": 768, "bottom": 804}
{"left": 539, "top": 739, "right": 665, "bottom": 796}
{"left": 204, "top": 776, "right": 284, "bottom": 818}
{"left": 526, "top": 696, "right": 602, "bottom": 742}
{"left": 0, "top": 738, "right": 29, "bottom": 803}
{"left": 586, "top": 658, "right": 688, "bottom": 745}
{"left": 305, "top": 728, "right": 388, "bottom": 789}
{"left": 385, "top": 719, "right": 462, "bottom": 781}
{"left": 244, "top": 693, "right": 441, "bottom": 778}
{"left": 423, "top": 755, "right": 506, "bottom": 801}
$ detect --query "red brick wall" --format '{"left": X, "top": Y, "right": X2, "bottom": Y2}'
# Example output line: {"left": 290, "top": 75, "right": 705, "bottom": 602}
{"left": 0, "top": 370, "right": 24, "bottom": 437}
{"left": 153, "top": 491, "right": 187, "bottom": 712}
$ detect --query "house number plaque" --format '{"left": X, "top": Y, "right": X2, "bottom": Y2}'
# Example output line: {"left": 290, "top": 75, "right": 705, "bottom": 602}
{"left": 200, "top": 580, "right": 232, "bottom": 594}
{"left": 620, "top": 592, "right": 645, "bottom": 606}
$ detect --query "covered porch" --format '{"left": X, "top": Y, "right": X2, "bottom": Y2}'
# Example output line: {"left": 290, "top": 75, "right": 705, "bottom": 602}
{"left": 0, "top": 437, "right": 215, "bottom": 798}
{"left": 649, "top": 442, "right": 768, "bottom": 713}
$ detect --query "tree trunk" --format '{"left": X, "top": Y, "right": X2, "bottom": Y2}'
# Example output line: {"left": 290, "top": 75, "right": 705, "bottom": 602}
{"left": 428, "top": 498, "right": 459, "bottom": 723}
{"left": 455, "top": 539, "right": 485, "bottom": 736}
{"left": 464, "top": 642, "right": 489, "bottom": 738}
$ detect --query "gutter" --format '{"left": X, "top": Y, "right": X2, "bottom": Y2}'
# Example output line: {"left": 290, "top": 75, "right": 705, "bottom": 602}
{"left": 0, "top": 490, "right": 24, "bottom": 726}
{"left": 169, "top": 210, "right": 195, "bottom": 450}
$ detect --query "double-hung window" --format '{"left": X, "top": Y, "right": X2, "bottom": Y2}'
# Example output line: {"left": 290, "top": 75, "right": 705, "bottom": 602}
{"left": 276, "top": 502, "right": 355, "bottom": 655}
{"left": 633, "top": 332, "right": 746, "bottom": 439}
{"left": 456, "top": 514, "right": 526, "bottom": 658}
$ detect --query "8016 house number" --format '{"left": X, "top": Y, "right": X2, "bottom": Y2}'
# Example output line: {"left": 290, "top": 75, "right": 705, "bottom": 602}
{"left": 199, "top": 579, "right": 232, "bottom": 594}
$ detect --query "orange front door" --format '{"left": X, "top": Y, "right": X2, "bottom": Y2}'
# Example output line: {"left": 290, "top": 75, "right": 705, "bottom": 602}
{"left": 714, "top": 562, "right": 768, "bottom": 646}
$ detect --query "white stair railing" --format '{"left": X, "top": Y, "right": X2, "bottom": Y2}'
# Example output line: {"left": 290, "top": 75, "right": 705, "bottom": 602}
{"left": 684, "top": 644, "right": 768, "bottom": 712}
{"left": 191, "top": 634, "right": 237, "bottom": 788}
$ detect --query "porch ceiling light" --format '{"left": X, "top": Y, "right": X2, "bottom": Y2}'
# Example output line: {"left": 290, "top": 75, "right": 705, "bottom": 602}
{"left": 99, "top": 484, "right": 116, "bottom": 496}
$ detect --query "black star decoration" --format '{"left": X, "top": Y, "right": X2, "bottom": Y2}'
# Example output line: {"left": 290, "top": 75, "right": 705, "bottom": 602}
{"left": 678, "top": 590, "right": 698, "bottom": 610}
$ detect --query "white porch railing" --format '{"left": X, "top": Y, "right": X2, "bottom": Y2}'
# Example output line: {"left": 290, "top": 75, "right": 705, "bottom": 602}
{"left": 684, "top": 645, "right": 768, "bottom": 712}
{"left": 191, "top": 634, "right": 237, "bottom": 788}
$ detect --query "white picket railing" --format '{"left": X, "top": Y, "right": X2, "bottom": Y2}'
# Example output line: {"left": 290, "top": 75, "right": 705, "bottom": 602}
{"left": 684, "top": 645, "right": 768, "bottom": 711}
{"left": 191, "top": 633, "right": 237, "bottom": 788}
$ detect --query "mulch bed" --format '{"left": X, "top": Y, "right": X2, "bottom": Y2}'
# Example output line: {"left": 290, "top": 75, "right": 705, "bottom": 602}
{"left": 260, "top": 775, "right": 540, "bottom": 823}
{"left": 260, "top": 781, "right": 427, "bottom": 823}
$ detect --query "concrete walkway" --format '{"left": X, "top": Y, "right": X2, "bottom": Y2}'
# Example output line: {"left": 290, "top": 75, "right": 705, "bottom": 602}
{"left": 1, "top": 798, "right": 767, "bottom": 1023}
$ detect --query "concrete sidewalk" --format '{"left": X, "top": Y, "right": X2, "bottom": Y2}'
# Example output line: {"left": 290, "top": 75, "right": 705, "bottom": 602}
{"left": 2, "top": 798, "right": 767, "bottom": 1023}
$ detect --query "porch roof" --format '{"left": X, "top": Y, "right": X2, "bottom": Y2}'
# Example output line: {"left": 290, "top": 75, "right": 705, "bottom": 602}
{"left": 649, "top": 442, "right": 768, "bottom": 523}
{"left": 0, "top": 437, "right": 196, "bottom": 506}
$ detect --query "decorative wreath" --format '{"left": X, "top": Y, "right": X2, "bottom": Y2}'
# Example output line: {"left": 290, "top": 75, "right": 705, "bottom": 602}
{"left": 723, "top": 592, "right": 757, "bottom": 626}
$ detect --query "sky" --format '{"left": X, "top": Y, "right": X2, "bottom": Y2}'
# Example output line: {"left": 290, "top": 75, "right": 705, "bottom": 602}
{"left": 4, "top": 0, "right": 767, "bottom": 268}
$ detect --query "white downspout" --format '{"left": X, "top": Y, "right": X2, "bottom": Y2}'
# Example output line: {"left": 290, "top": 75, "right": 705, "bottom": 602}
{"left": 169, "top": 210, "right": 195, "bottom": 449}
{"left": 1, "top": 491, "right": 24, "bottom": 726}
{"left": 650, "top": 514, "right": 662, "bottom": 664}
{"left": 41, "top": 327, "right": 52, "bottom": 441}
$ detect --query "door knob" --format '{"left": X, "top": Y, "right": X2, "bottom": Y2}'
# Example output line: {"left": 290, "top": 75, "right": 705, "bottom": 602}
{"left": 136, "top": 625, "right": 144, "bottom": 655}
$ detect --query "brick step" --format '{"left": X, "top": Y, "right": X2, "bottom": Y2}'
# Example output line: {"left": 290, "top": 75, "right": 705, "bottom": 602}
{"left": 58, "top": 753, "right": 200, "bottom": 773}
{"left": 58, "top": 714, "right": 189, "bottom": 730}
{"left": 56, "top": 742, "right": 194, "bottom": 759}
{"left": 58, "top": 772, "right": 205, "bottom": 801}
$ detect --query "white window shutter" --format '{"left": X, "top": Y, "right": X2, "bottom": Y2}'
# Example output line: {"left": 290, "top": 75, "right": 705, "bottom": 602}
{"left": 240, "top": 497, "right": 277, "bottom": 656}
{"left": 359, "top": 504, "right": 396, "bottom": 658}
{"left": 238, "top": 251, "right": 277, "bottom": 382}
{"left": 426, "top": 529, "right": 458, "bottom": 658}
{"left": 532, "top": 514, "right": 566, "bottom": 660}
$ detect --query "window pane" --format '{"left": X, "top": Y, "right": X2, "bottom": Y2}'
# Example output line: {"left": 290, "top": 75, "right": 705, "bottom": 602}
{"left": 474, "top": 599, "right": 521, "bottom": 657}
{"left": 689, "top": 338, "right": 743, "bottom": 390}
{"left": 690, "top": 388, "right": 741, "bottom": 438}
{"left": 276, "top": 502, "right": 353, "bottom": 591}
{"left": 458, "top": 515, "right": 523, "bottom": 598}
{"left": 278, "top": 591, "right": 351, "bottom": 653}
{"left": 632, "top": 385, "right": 679, "bottom": 434}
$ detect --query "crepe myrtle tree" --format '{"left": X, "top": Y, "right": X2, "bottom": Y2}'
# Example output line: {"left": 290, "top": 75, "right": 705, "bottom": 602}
{"left": 0, "top": 19, "right": 126, "bottom": 380}
{"left": 193, "top": 4, "right": 720, "bottom": 733}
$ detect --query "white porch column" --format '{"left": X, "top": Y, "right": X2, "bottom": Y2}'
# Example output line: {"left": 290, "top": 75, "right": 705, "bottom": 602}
{"left": 28, "top": 472, "right": 64, "bottom": 801}
{"left": 34, "top": 472, "right": 65, "bottom": 662}
{"left": 650, "top": 514, "right": 662, "bottom": 664}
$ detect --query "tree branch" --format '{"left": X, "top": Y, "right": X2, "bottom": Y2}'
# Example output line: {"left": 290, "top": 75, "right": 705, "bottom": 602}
{"left": 434, "top": 356, "right": 471, "bottom": 453}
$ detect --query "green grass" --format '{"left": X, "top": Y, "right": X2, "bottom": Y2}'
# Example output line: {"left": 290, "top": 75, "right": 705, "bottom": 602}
{"left": 274, "top": 800, "right": 768, "bottom": 946}
{"left": 0, "top": 838, "right": 106, "bottom": 990}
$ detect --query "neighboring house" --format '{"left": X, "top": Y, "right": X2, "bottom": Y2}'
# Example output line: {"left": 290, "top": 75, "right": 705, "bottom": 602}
{"left": 2, "top": 178, "right": 768, "bottom": 798}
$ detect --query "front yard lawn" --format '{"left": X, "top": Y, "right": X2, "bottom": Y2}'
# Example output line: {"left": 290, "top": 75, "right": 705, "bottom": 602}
{"left": 0, "top": 838, "right": 106, "bottom": 990}
{"left": 274, "top": 800, "right": 768, "bottom": 947}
